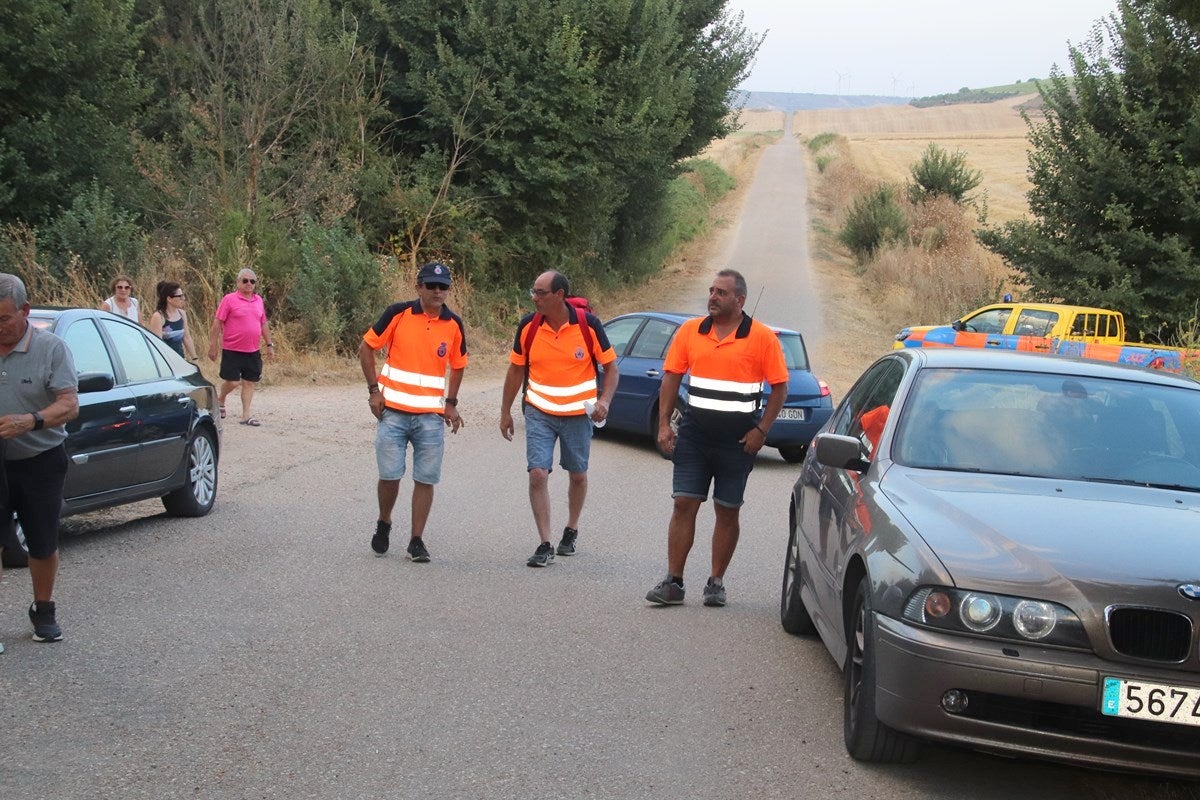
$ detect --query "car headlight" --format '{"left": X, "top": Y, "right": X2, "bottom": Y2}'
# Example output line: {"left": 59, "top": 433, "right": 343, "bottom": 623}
{"left": 903, "top": 587, "right": 1090, "bottom": 649}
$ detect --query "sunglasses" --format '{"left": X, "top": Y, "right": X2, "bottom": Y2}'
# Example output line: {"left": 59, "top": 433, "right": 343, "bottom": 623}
{"left": 116, "top": 285, "right": 132, "bottom": 290}
{"left": 171, "top": 293, "right": 185, "bottom": 299}
{"left": 419, "top": 283, "right": 450, "bottom": 290}
{"left": 240, "top": 278, "right": 257, "bottom": 284}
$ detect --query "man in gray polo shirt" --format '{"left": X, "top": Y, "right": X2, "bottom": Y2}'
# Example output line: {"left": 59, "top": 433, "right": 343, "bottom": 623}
{"left": 0, "top": 273, "right": 79, "bottom": 650}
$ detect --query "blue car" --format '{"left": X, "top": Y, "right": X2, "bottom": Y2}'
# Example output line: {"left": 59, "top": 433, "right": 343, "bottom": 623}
{"left": 601, "top": 311, "right": 833, "bottom": 461}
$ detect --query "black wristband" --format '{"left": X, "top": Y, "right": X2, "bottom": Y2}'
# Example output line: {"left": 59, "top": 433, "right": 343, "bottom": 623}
{"left": 368, "top": 385, "right": 380, "bottom": 396}
{"left": 31, "top": 411, "right": 44, "bottom": 430}
{"left": 444, "top": 397, "right": 458, "bottom": 407}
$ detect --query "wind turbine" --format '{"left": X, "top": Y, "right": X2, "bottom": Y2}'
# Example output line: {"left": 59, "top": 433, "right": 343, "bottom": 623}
{"left": 835, "top": 70, "right": 845, "bottom": 96}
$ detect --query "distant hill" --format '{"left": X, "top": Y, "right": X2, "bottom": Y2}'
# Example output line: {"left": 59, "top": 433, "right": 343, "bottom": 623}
{"left": 737, "top": 80, "right": 1050, "bottom": 113}
{"left": 736, "top": 90, "right": 910, "bottom": 112}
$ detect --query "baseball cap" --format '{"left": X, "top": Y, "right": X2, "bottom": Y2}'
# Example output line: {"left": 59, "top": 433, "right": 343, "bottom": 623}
{"left": 417, "top": 262, "right": 452, "bottom": 287}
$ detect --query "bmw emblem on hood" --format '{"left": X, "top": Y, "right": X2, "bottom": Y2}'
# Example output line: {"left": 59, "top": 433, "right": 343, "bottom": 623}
{"left": 1179, "top": 584, "right": 1200, "bottom": 600}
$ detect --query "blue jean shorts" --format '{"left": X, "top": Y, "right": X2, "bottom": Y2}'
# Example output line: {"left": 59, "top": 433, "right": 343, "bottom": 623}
{"left": 375, "top": 410, "right": 445, "bottom": 484}
{"left": 671, "top": 420, "right": 756, "bottom": 507}
{"left": 523, "top": 404, "right": 592, "bottom": 474}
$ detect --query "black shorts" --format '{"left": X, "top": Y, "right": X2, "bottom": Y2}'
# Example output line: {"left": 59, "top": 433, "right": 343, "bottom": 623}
{"left": 1, "top": 445, "right": 69, "bottom": 559}
{"left": 219, "top": 349, "right": 263, "bottom": 382}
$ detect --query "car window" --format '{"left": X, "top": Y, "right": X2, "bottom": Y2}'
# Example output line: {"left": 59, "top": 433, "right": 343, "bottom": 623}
{"left": 604, "top": 317, "right": 645, "bottom": 357}
{"left": 1014, "top": 309, "right": 1057, "bottom": 337}
{"left": 61, "top": 319, "right": 117, "bottom": 377}
{"left": 102, "top": 318, "right": 164, "bottom": 384}
{"left": 628, "top": 318, "right": 678, "bottom": 359}
{"left": 776, "top": 332, "right": 809, "bottom": 370}
{"left": 830, "top": 357, "right": 905, "bottom": 457}
{"left": 963, "top": 307, "right": 1012, "bottom": 334}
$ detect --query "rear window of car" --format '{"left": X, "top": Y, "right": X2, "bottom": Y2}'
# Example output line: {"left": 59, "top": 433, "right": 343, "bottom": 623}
{"left": 777, "top": 332, "right": 809, "bottom": 371}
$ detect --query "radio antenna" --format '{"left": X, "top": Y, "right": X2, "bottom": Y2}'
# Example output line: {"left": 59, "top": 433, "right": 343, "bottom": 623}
{"left": 749, "top": 285, "right": 764, "bottom": 318}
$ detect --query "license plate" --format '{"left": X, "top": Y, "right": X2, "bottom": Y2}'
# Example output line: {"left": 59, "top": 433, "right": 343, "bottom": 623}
{"left": 778, "top": 408, "right": 806, "bottom": 421}
{"left": 1101, "top": 676, "right": 1200, "bottom": 727}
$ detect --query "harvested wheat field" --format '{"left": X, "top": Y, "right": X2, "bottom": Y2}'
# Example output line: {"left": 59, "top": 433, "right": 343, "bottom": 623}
{"left": 795, "top": 95, "right": 1039, "bottom": 222}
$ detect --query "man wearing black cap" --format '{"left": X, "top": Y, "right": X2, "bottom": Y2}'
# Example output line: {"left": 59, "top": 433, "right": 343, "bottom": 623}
{"left": 358, "top": 262, "right": 468, "bottom": 562}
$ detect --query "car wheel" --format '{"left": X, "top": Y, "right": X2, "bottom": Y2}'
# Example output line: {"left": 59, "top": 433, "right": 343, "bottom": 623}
{"left": 778, "top": 445, "right": 808, "bottom": 463}
{"left": 780, "top": 516, "right": 815, "bottom": 635}
{"left": 1, "top": 516, "right": 30, "bottom": 568}
{"left": 162, "top": 427, "right": 218, "bottom": 517}
{"left": 843, "top": 576, "right": 921, "bottom": 763}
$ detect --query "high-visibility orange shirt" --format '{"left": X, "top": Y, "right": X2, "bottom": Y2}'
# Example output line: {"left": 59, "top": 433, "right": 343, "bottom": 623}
{"left": 664, "top": 313, "right": 788, "bottom": 436}
{"left": 509, "top": 305, "right": 616, "bottom": 416}
{"left": 363, "top": 301, "right": 468, "bottom": 414}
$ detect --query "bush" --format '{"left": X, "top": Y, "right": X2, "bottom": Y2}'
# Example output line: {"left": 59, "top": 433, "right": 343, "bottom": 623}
{"left": 807, "top": 132, "right": 838, "bottom": 152}
{"left": 907, "top": 143, "right": 983, "bottom": 205}
{"left": 40, "top": 181, "right": 145, "bottom": 281}
{"left": 287, "top": 222, "right": 388, "bottom": 352}
{"left": 839, "top": 186, "right": 908, "bottom": 260}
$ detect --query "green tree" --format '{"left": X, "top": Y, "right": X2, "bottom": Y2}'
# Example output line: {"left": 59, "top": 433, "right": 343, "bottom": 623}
{"left": 907, "top": 143, "right": 983, "bottom": 205}
{"left": 979, "top": 0, "right": 1200, "bottom": 340}
{"left": 0, "top": 0, "right": 149, "bottom": 226}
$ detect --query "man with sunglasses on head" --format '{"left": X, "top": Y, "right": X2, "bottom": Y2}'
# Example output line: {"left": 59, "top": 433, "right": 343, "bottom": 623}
{"left": 499, "top": 270, "right": 618, "bottom": 567}
{"left": 208, "top": 267, "right": 275, "bottom": 427}
{"left": 359, "top": 262, "right": 467, "bottom": 562}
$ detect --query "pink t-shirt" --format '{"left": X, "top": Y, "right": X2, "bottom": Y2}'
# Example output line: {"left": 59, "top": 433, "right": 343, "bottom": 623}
{"left": 215, "top": 292, "right": 267, "bottom": 353}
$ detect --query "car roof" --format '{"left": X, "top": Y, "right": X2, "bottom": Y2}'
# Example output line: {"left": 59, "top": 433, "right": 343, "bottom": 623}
{"left": 610, "top": 310, "right": 803, "bottom": 337}
{"left": 902, "top": 346, "right": 1200, "bottom": 389}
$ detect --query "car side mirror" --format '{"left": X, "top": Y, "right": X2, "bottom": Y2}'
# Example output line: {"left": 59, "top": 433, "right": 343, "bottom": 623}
{"left": 814, "top": 433, "right": 870, "bottom": 472}
{"left": 77, "top": 372, "right": 116, "bottom": 394}
{"left": 951, "top": 320, "right": 964, "bottom": 332}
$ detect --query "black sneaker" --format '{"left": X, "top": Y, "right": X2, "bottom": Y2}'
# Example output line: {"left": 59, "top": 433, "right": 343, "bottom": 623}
{"left": 527, "top": 541, "right": 555, "bottom": 567}
{"left": 646, "top": 576, "right": 685, "bottom": 605}
{"left": 556, "top": 527, "right": 578, "bottom": 556}
{"left": 29, "top": 601, "right": 63, "bottom": 643}
{"left": 703, "top": 577, "right": 727, "bottom": 607}
{"left": 371, "top": 520, "right": 391, "bottom": 555}
{"left": 406, "top": 537, "right": 431, "bottom": 563}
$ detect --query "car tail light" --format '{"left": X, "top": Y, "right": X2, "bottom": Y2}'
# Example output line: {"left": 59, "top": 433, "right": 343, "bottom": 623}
{"left": 818, "top": 380, "right": 830, "bottom": 397}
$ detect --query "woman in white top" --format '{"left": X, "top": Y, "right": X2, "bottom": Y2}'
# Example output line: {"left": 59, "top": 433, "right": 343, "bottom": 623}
{"left": 99, "top": 275, "right": 141, "bottom": 324}
{"left": 148, "top": 280, "right": 196, "bottom": 360}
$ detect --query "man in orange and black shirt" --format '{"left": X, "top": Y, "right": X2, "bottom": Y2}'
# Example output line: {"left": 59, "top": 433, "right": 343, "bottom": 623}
{"left": 646, "top": 269, "right": 788, "bottom": 607}
{"left": 500, "top": 270, "right": 619, "bottom": 567}
{"left": 358, "top": 261, "right": 467, "bottom": 562}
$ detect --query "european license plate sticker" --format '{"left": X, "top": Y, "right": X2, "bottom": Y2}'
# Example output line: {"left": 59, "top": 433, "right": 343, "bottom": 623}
{"left": 1102, "top": 676, "right": 1200, "bottom": 727}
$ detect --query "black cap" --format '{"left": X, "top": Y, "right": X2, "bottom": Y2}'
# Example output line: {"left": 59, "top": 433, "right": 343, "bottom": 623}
{"left": 417, "top": 262, "right": 452, "bottom": 287}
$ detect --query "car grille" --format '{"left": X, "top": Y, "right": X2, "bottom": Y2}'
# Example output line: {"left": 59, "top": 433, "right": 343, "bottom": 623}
{"left": 1108, "top": 607, "right": 1193, "bottom": 662}
{"left": 960, "top": 692, "right": 1193, "bottom": 752}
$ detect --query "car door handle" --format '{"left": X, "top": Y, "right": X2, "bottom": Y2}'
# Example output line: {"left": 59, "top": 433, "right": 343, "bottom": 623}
{"left": 176, "top": 396, "right": 193, "bottom": 405}
{"left": 644, "top": 369, "right": 660, "bottom": 377}
{"left": 119, "top": 405, "right": 136, "bottom": 414}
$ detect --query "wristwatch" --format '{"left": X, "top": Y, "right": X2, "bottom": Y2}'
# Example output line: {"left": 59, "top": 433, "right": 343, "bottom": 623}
{"left": 31, "top": 411, "right": 44, "bottom": 430}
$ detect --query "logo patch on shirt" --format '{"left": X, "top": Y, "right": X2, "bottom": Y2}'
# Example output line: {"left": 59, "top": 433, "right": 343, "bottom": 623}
{"left": 21, "top": 378, "right": 32, "bottom": 384}
{"left": 574, "top": 347, "right": 585, "bottom": 360}
{"left": 437, "top": 342, "right": 447, "bottom": 358}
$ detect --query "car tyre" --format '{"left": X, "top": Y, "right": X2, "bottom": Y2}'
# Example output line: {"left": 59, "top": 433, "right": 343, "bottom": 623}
{"left": 162, "top": 427, "right": 218, "bottom": 517}
{"left": 844, "top": 576, "right": 921, "bottom": 763}
{"left": 778, "top": 445, "right": 808, "bottom": 464}
{"left": 781, "top": 515, "right": 815, "bottom": 635}
{"left": 1, "top": 517, "right": 30, "bottom": 568}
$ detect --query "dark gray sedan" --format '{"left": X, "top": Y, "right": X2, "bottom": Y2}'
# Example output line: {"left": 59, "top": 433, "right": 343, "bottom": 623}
{"left": 781, "top": 347, "right": 1200, "bottom": 778}
{"left": 2, "top": 307, "right": 220, "bottom": 566}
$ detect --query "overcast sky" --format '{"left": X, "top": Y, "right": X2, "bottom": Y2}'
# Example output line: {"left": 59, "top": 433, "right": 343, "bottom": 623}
{"left": 727, "top": 0, "right": 1120, "bottom": 96}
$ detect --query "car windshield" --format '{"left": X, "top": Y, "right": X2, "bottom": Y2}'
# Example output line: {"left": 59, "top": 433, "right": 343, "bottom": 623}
{"left": 776, "top": 332, "right": 809, "bottom": 371}
{"left": 893, "top": 368, "right": 1200, "bottom": 490}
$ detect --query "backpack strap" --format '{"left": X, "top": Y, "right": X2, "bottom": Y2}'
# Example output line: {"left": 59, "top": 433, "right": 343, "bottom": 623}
{"left": 521, "top": 308, "right": 600, "bottom": 398}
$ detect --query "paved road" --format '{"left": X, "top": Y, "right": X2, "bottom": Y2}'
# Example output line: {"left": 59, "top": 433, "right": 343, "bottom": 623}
{"left": 2, "top": 131, "right": 1195, "bottom": 798}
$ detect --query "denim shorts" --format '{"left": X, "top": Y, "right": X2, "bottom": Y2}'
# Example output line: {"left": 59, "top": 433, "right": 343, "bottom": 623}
{"left": 523, "top": 404, "right": 592, "bottom": 474}
{"left": 375, "top": 409, "right": 445, "bottom": 483}
{"left": 671, "top": 421, "right": 756, "bottom": 508}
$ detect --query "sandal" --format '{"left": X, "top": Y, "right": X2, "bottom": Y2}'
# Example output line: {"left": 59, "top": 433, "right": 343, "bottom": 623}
{"left": 218, "top": 404, "right": 226, "bottom": 419}
{"left": 240, "top": 417, "right": 262, "bottom": 427}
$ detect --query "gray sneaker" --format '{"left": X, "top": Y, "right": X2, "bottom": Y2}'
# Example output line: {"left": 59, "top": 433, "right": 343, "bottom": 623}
{"left": 527, "top": 541, "right": 555, "bottom": 567}
{"left": 703, "top": 577, "right": 727, "bottom": 607}
{"left": 646, "top": 576, "right": 685, "bottom": 605}
{"left": 29, "top": 601, "right": 63, "bottom": 642}
{"left": 556, "top": 527, "right": 578, "bottom": 556}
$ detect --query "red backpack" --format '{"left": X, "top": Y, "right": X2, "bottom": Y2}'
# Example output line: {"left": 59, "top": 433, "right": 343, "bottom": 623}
{"left": 522, "top": 296, "right": 598, "bottom": 392}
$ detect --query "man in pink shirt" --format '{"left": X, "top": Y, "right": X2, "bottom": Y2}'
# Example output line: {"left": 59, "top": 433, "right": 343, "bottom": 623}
{"left": 207, "top": 268, "right": 275, "bottom": 426}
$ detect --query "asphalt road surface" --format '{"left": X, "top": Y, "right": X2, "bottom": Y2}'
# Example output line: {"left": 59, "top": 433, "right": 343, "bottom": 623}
{"left": 2, "top": 129, "right": 1196, "bottom": 799}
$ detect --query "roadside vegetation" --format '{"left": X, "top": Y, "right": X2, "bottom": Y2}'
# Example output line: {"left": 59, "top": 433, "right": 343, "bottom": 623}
{"left": 0, "top": 0, "right": 762, "bottom": 359}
